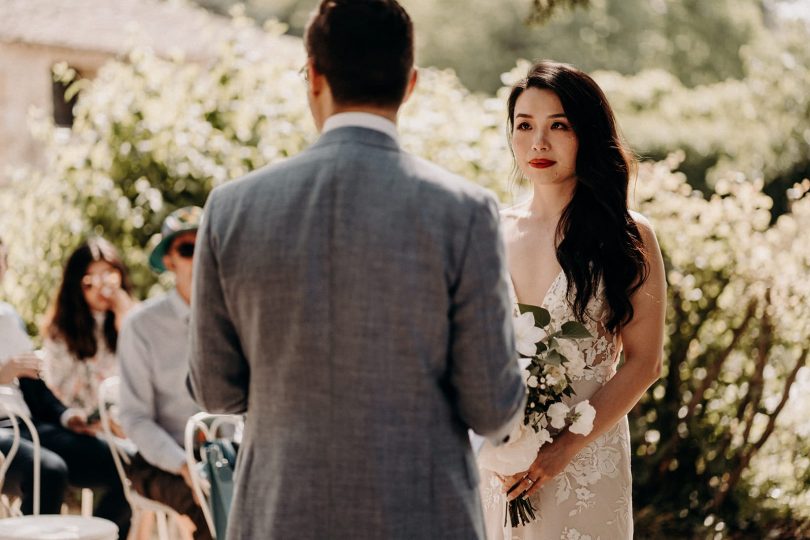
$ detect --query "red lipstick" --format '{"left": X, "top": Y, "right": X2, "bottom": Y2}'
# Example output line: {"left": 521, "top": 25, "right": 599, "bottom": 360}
{"left": 529, "top": 159, "right": 556, "bottom": 169}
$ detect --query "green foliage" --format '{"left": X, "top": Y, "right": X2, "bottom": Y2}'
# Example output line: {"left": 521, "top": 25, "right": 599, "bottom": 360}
{"left": 518, "top": 303, "right": 552, "bottom": 328}
{"left": 631, "top": 159, "right": 810, "bottom": 536}
{"left": 192, "top": 0, "right": 764, "bottom": 91}
{"left": 190, "top": 1, "right": 810, "bottom": 209}
{"left": 527, "top": 0, "right": 590, "bottom": 25}
{"left": 595, "top": 22, "right": 810, "bottom": 213}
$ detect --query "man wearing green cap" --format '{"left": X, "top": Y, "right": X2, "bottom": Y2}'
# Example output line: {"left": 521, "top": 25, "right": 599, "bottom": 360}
{"left": 117, "top": 206, "right": 210, "bottom": 540}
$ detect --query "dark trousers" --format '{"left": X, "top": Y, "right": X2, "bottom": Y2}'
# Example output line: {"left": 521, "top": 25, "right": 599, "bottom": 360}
{"left": 0, "top": 430, "right": 68, "bottom": 514}
{"left": 21, "top": 423, "right": 131, "bottom": 540}
{"left": 125, "top": 452, "right": 212, "bottom": 540}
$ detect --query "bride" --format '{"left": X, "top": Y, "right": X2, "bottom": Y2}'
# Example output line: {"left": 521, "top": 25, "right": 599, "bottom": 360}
{"left": 478, "top": 60, "right": 667, "bottom": 539}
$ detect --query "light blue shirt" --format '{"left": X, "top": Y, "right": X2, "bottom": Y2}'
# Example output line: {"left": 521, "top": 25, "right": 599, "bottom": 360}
{"left": 118, "top": 290, "right": 200, "bottom": 473}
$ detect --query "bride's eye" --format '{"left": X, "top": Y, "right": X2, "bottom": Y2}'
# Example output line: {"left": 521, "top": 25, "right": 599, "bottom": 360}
{"left": 516, "top": 122, "right": 532, "bottom": 131}
{"left": 551, "top": 121, "right": 570, "bottom": 130}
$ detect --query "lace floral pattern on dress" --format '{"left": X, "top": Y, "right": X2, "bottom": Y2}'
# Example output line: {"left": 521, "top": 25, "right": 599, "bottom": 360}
{"left": 479, "top": 272, "right": 633, "bottom": 540}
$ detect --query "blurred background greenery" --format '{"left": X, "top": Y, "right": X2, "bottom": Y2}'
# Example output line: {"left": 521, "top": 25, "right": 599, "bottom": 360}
{"left": 194, "top": 0, "right": 810, "bottom": 214}
{"left": 0, "top": 0, "right": 808, "bottom": 538}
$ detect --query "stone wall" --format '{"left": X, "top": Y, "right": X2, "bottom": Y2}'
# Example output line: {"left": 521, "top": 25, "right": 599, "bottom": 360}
{"left": 0, "top": 41, "right": 108, "bottom": 181}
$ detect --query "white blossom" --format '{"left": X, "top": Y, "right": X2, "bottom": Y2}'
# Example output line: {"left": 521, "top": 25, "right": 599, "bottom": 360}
{"left": 478, "top": 422, "right": 543, "bottom": 476}
{"left": 547, "top": 402, "right": 570, "bottom": 429}
{"left": 514, "top": 311, "right": 544, "bottom": 357}
{"left": 569, "top": 401, "right": 596, "bottom": 436}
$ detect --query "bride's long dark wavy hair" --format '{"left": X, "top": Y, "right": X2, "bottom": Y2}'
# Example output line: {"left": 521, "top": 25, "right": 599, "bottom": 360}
{"left": 507, "top": 61, "right": 648, "bottom": 332}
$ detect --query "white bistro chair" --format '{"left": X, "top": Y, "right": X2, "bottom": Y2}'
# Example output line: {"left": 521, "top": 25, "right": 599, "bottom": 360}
{"left": 184, "top": 412, "right": 242, "bottom": 539}
{"left": 98, "top": 377, "right": 184, "bottom": 540}
{"left": 0, "top": 397, "right": 117, "bottom": 540}
{"left": 0, "top": 396, "right": 39, "bottom": 518}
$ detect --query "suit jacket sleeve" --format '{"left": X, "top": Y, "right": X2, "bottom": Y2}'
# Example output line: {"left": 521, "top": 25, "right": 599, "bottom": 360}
{"left": 187, "top": 190, "right": 250, "bottom": 414}
{"left": 19, "top": 377, "right": 67, "bottom": 425}
{"left": 448, "top": 194, "right": 525, "bottom": 442}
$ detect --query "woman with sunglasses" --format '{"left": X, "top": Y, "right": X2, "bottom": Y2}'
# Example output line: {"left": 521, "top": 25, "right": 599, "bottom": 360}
{"left": 42, "top": 237, "right": 136, "bottom": 418}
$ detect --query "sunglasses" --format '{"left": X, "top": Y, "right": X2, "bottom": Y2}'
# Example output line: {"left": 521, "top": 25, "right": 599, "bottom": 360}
{"left": 173, "top": 242, "right": 195, "bottom": 258}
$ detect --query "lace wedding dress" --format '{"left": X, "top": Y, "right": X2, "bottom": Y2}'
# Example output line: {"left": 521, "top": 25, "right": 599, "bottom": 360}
{"left": 478, "top": 271, "right": 633, "bottom": 540}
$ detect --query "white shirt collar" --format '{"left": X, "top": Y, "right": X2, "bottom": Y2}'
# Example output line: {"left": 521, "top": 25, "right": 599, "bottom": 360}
{"left": 322, "top": 112, "right": 399, "bottom": 142}
{"left": 168, "top": 289, "right": 190, "bottom": 323}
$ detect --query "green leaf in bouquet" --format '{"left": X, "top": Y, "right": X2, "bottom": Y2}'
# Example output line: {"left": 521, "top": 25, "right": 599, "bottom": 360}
{"left": 517, "top": 303, "right": 551, "bottom": 328}
{"left": 536, "top": 341, "right": 548, "bottom": 353}
{"left": 559, "top": 321, "right": 593, "bottom": 339}
{"left": 544, "top": 350, "right": 563, "bottom": 366}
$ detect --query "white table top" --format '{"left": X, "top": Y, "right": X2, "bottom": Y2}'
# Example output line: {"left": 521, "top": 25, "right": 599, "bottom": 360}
{"left": 0, "top": 515, "right": 118, "bottom": 540}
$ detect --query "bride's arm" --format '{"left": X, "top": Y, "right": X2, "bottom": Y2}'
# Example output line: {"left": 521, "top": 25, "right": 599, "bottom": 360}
{"left": 507, "top": 214, "right": 666, "bottom": 499}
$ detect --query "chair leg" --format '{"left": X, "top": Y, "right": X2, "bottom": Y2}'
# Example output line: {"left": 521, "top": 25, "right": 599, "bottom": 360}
{"left": 155, "top": 510, "right": 170, "bottom": 540}
{"left": 175, "top": 514, "right": 196, "bottom": 540}
{"left": 130, "top": 509, "right": 154, "bottom": 540}
{"left": 81, "top": 488, "right": 94, "bottom": 517}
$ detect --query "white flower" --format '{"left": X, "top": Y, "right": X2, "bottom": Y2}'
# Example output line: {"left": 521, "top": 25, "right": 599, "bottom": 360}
{"left": 514, "top": 311, "right": 544, "bottom": 357}
{"left": 565, "top": 354, "right": 587, "bottom": 379}
{"left": 569, "top": 401, "right": 596, "bottom": 435}
{"left": 478, "top": 422, "right": 544, "bottom": 476}
{"left": 547, "top": 402, "right": 570, "bottom": 429}
{"left": 555, "top": 338, "right": 580, "bottom": 362}
{"left": 536, "top": 427, "right": 552, "bottom": 447}
{"left": 556, "top": 339, "right": 586, "bottom": 378}
{"left": 517, "top": 356, "right": 532, "bottom": 371}
{"left": 527, "top": 375, "right": 538, "bottom": 388}
{"left": 544, "top": 364, "right": 564, "bottom": 386}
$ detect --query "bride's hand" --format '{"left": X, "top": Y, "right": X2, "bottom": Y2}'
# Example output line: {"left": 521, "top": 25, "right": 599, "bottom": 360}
{"left": 499, "top": 472, "right": 524, "bottom": 493}
{"left": 505, "top": 433, "right": 580, "bottom": 501}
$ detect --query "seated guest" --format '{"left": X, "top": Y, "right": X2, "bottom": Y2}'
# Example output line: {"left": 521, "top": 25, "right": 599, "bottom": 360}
{"left": 0, "top": 283, "right": 67, "bottom": 514}
{"left": 118, "top": 207, "right": 209, "bottom": 540}
{"left": 0, "top": 236, "right": 130, "bottom": 538}
{"left": 42, "top": 237, "right": 136, "bottom": 416}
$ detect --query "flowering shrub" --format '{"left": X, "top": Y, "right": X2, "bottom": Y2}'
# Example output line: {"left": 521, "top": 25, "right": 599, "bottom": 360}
{"left": 631, "top": 157, "right": 810, "bottom": 537}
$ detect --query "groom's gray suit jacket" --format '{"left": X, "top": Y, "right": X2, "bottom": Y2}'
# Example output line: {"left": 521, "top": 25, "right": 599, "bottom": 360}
{"left": 188, "top": 126, "right": 525, "bottom": 539}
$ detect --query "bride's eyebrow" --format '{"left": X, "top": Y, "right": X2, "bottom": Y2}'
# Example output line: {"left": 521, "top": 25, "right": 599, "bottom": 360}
{"left": 548, "top": 113, "right": 567, "bottom": 119}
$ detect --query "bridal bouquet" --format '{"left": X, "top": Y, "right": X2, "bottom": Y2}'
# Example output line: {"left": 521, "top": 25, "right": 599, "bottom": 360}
{"left": 478, "top": 302, "right": 596, "bottom": 527}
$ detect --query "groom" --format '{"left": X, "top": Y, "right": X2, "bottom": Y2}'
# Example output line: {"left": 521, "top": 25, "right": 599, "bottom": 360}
{"left": 187, "top": 0, "right": 525, "bottom": 538}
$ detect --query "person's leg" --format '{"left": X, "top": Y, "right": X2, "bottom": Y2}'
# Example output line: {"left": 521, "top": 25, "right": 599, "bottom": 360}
{"left": 0, "top": 431, "right": 68, "bottom": 514}
{"left": 26, "top": 423, "right": 131, "bottom": 539}
{"left": 126, "top": 453, "right": 212, "bottom": 540}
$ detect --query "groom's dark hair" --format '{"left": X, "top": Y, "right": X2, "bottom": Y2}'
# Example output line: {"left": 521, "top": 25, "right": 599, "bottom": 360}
{"left": 305, "top": 0, "right": 414, "bottom": 108}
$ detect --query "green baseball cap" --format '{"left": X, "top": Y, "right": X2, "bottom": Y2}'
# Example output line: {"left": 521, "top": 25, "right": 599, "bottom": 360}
{"left": 148, "top": 206, "right": 203, "bottom": 273}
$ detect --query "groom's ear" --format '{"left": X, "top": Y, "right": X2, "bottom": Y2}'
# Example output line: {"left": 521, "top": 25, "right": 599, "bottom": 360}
{"left": 402, "top": 68, "right": 418, "bottom": 104}
{"left": 308, "top": 62, "right": 326, "bottom": 97}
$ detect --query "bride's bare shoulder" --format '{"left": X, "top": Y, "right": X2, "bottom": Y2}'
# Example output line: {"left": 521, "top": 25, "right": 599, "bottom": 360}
{"left": 629, "top": 210, "right": 657, "bottom": 240}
